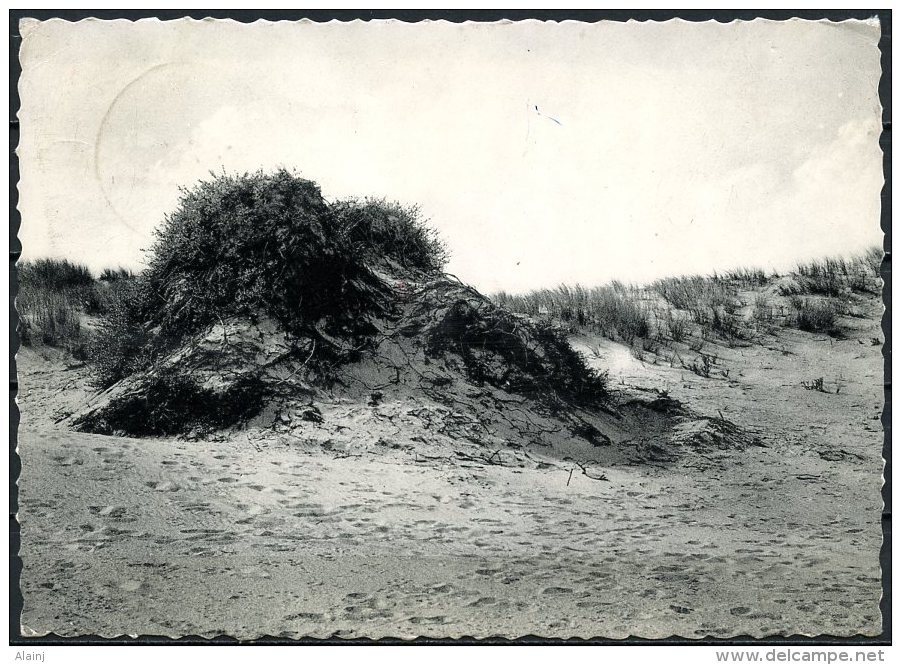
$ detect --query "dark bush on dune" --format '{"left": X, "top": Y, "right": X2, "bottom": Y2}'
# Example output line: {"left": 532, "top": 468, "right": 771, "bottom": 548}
{"left": 77, "top": 368, "right": 267, "bottom": 437}
{"left": 80, "top": 168, "right": 611, "bottom": 436}
{"left": 90, "top": 279, "right": 155, "bottom": 388}
{"left": 332, "top": 198, "right": 448, "bottom": 275}
{"left": 88, "top": 170, "right": 450, "bottom": 388}
{"left": 426, "top": 293, "right": 608, "bottom": 407}
{"left": 142, "top": 170, "right": 383, "bottom": 339}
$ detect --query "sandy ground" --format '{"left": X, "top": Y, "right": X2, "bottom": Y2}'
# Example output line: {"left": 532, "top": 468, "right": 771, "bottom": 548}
{"left": 15, "top": 300, "right": 884, "bottom": 639}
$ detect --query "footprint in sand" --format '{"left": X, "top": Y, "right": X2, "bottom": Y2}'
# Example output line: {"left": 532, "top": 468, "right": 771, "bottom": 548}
{"left": 118, "top": 579, "right": 143, "bottom": 592}
{"left": 408, "top": 615, "right": 447, "bottom": 625}
{"left": 467, "top": 596, "right": 497, "bottom": 608}
{"left": 474, "top": 568, "right": 503, "bottom": 578}
{"left": 285, "top": 611, "right": 324, "bottom": 622}
{"left": 145, "top": 480, "right": 180, "bottom": 492}
{"left": 54, "top": 456, "right": 83, "bottom": 467}
{"left": 89, "top": 505, "right": 126, "bottom": 518}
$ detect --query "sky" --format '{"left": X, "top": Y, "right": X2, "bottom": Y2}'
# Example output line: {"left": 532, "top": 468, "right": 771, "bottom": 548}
{"left": 17, "top": 18, "right": 883, "bottom": 293}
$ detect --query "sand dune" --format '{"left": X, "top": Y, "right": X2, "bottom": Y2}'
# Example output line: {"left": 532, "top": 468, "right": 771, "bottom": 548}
{"left": 15, "top": 288, "right": 883, "bottom": 638}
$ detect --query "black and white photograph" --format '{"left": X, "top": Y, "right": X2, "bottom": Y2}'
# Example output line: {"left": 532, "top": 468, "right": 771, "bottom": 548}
{"left": 12, "top": 14, "right": 887, "bottom": 643}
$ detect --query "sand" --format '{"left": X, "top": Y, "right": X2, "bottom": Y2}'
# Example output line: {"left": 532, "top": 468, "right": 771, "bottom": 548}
{"left": 15, "top": 294, "right": 884, "bottom": 639}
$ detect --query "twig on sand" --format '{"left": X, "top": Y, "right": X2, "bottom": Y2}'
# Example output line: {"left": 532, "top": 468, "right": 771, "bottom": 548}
{"left": 452, "top": 449, "right": 505, "bottom": 466}
{"left": 564, "top": 457, "right": 609, "bottom": 482}
{"left": 415, "top": 452, "right": 450, "bottom": 463}
{"left": 270, "top": 339, "right": 317, "bottom": 388}
{"left": 245, "top": 431, "right": 261, "bottom": 453}
{"left": 567, "top": 467, "right": 574, "bottom": 486}
{"left": 332, "top": 452, "right": 363, "bottom": 460}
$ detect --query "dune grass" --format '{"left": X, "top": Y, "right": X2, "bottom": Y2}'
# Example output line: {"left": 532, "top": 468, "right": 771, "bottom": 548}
{"left": 789, "top": 296, "right": 840, "bottom": 336}
{"left": 16, "top": 258, "right": 137, "bottom": 359}
{"left": 492, "top": 246, "right": 882, "bottom": 354}
{"left": 492, "top": 284, "right": 650, "bottom": 344}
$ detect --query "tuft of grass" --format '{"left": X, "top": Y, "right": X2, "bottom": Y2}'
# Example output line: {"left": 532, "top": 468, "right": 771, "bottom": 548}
{"left": 17, "top": 259, "right": 93, "bottom": 357}
{"left": 652, "top": 275, "right": 735, "bottom": 312}
{"left": 18, "top": 257, "right": 93, "bottom": 289}
{"left": 801, "top": 377, "right": 828, "bottom": 393}
{"left": 795, "top": 258, "right": 846, "bottom": 297}
{"left": 492, "top": 284, "right": 650, "bottom": 344}
{"left": 660, "top": 308, "right": 690, "bottom": 342}
{"left": 17, "top": 287, "right": 87, "bottom": 357}
{"left": 17, "top": 258, "right": 138, "bottom": 360}
{"left": 789, "top": 296, "right": 840, "bottom": 335}
{"left": 752, "top": 293, "right": 775, "bottom": 326}
{"left": 682, "top": 352, "right": 715, "bottom": 378}
{"left": 723, "top": 266, "right": 769, "bottom": 286}
{"left": 99, "top": 266, "right": 136, "bottom": 282}
{"left": 863, "top": 246, "right": 883, "bottom": 277}
{"left": 793, "top": 249, "right": 883, "bottom": 296}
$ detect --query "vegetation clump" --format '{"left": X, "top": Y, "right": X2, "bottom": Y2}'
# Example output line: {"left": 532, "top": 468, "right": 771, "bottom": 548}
{"left": 789, "top": 296, "right": 840, "bottom": 336}
{"left": 17, "top": 258, "right": 100, "bottom": 356}
{"left": 492, "top": 284, "right": 650, "bottom": 344}
{"left": 74, "top": 369, "right": 266, "bottom": 437}
{"left": 89, "top": 170, "right": 450, "bottom": 388}
{"left": 426, "top": 292, "right": 608, "bottom": 407}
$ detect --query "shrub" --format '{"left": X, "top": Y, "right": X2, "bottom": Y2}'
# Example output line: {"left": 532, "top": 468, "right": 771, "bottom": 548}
{"left": 142, "top": 169, "right": 386, "bottom": 341}
{"left": 89, "top": 280, "right": 155, "bottom": 388}
{"left": 426, "top": 297, "right": 608, "bottom": 407}
{"left": 91, "top": 170, "right": 421, "bottom": 386}
{"left": 74, "top": 369, "right": 266, "bottom": 437}
{"left": 331, "top": 198, "right": 448, "bottom": 274}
